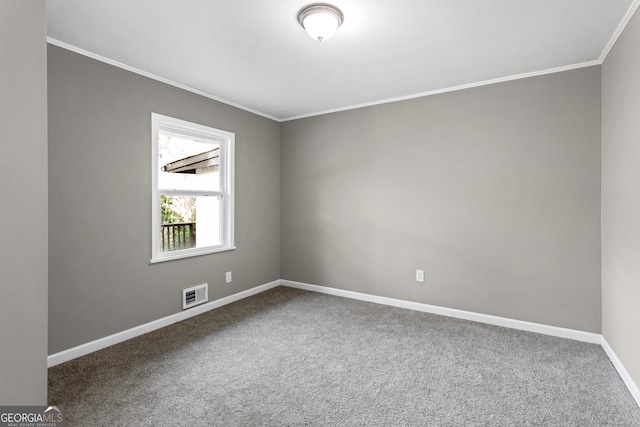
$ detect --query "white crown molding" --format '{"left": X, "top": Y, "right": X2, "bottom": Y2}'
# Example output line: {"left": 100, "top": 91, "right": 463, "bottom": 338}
{"left": 47, "top": 279, "right": 282, "bottom": 367}
{"left": 49, "top": 37, "right": 605, "bottom": 123}
{"left": 48, "top": 0, "right": 639, "bottom": 125}
{"left": 599, "top": 0, "right": 640, "bottom": 63}
{"left": 601, "top": 336, "right": 640, "bottom": 408}
{"left": 280, "top": 60, "right": 602, "bottom": 122}
{"left": 46, "top": 37, "right": 280, "bottom": 123}
{"left": 281, "top": 280, "right": 601, "bottom": 343}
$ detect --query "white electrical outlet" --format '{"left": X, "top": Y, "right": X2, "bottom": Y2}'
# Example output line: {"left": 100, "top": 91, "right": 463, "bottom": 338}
{"left": 226, "top": 271, "right": 232, "bottom": 283}
{"left": 416, "top": 269, "right": 425, "bottom": 283}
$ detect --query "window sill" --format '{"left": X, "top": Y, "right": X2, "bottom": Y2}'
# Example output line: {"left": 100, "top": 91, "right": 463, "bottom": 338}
{"left": 150, "top": 245, "right": 236, "bottom": 264}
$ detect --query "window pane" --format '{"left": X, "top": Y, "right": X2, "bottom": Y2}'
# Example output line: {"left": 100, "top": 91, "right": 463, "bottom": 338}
{"left": 160, "top": 195, "right": 222, "bottom": 252}
{"left": 158, "top": 130, "right": 220, "bottom": 192}
{"left": 152, "top": 113, "right": 234, "bottom": 262}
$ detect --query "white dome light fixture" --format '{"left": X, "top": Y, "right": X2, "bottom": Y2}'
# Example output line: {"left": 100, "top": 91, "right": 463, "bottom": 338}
{"left": 298, "top": 3, "right": 344, "bottom": 42}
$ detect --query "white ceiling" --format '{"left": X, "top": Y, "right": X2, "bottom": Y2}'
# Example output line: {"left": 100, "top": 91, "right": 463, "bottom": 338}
{"left": 47, "top": 0, "right": 638, "bottom": 121}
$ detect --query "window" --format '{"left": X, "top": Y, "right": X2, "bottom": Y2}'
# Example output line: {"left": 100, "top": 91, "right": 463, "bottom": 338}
{"left": 151, "top": 113, "right": 235, "bottom": 262}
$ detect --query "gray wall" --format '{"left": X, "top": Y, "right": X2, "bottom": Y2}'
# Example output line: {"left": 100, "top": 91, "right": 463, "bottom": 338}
{"left": 48, "top": 45, "right": 280, "bottom": 354}
{"left": 0, "top": 1, "right": 48, "bottom": 404}
{"left": 281, "top": 67, "right": 602, "bottom": 333}
{"left": 602, "top": 9, "right": 640, "bottom": 390}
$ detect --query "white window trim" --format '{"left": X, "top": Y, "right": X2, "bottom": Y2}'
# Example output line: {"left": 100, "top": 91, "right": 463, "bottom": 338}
{"left": 150, "top": 113, "right": 235, "bottom": 264}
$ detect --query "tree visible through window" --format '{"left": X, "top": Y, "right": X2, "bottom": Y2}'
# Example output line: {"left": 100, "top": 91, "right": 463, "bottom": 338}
{"left": 151, "top": 113, "right": 235, "bottom": 262}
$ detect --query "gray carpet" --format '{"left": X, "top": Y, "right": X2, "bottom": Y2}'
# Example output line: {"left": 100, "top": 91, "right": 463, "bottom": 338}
{"left": 49, "top": 286, "right": 640, "bottom": 426}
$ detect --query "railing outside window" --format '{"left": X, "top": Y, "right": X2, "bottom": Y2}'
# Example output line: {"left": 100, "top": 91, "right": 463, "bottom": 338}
{"left": 161, "top": 222, "right": 196, "bottom": 252}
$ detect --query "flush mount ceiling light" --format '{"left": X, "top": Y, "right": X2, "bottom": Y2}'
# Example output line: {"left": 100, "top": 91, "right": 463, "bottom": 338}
{"left": 298, "top": 3, "right": 344, "bottom": 42}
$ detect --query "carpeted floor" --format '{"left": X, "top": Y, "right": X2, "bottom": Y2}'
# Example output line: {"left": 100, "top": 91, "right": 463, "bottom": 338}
{"left": 49, "top": 286, "right": 640, "bottom": 426}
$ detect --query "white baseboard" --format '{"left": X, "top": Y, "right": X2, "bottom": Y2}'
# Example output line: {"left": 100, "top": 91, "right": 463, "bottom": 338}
{"left": 47, "top": 277, "right": 639, "bottom": 411}
{"left": 601, "top": 336, "right": 640, "bottom": 408}
{"left": 281, "top": 280, "right": 601, "bottom": 344}
{"left": 47, "top": 279, "right": 281, "bottom": 367}
{"left": 282, "top": 280, "right": 640, "bottom": 409}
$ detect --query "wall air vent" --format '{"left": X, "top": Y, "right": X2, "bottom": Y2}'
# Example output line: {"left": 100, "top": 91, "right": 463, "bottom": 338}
{"left": 182, "top": 283, "right": 208, "bottom": 310}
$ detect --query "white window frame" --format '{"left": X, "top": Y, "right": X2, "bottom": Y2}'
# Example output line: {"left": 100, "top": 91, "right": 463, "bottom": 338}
{"left": 150, "top": 113, "right": 235, "bottom": 263}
